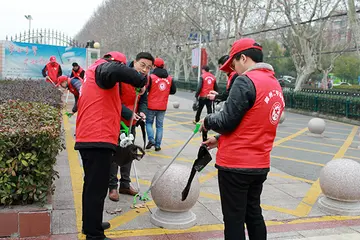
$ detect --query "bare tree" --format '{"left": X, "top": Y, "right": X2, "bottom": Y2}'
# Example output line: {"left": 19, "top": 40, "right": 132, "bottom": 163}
{"left": 277, "top": 0, "right": 347, "bottom": 91}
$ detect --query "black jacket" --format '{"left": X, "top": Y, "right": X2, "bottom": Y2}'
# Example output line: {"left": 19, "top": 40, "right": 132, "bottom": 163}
{"left": 215, "top": 72, "right": 238, "bottom": 102}
{"left": 70, "top": 68, "right": 85, "bottom": 79}
{"left": 120, "top": 61, "right": 148, "bottom": 122}
{"left": 148, "top": 68, "right": 177, "bottom": 95}
{"left": 204, "top": 63, "right": 275, "bottom": 175}
{"left": 74, "top": 60, "right": 146, "bottom": 150}
{"left": 41, "top": 64, "right": 62, "bottom": 78}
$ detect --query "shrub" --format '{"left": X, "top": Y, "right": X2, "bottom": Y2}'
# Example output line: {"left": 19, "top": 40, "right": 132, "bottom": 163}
{"left": 283, "top": 91, "right": 360, "bottom": 120}
{"left": 0, "top": 80, "right": 62, "bottom": 108}
{"left": 0, "top": 80, "right": 64, "bottom": 205}
{"left": 333, "top": 85, "right": 360, "bottom": 91}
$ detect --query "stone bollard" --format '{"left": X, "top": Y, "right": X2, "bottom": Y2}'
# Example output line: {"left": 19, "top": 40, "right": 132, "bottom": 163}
{"left": 318, "top": 158, "right": 360, "bottom": 215}
{"left": 279, "top": 111, "right": 285, "bottom": 124}
{"left": 308, "top": 118, "right": 326, "bottom": 135}
{"left": 173, "top": 102, "right": 180, "bottom": 109}
{"left": 150, "top": 164, "right": 200, "bottom": 229}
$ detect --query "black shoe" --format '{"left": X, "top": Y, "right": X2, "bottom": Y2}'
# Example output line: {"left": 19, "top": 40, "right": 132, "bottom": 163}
{"left": 155, "top": 146, "right": 161, "bottom": 152}
{"left": 82, "top": 222, "right": 110, "bottom": 234}
{"left": 146, "top": 142, "right": 155, "bottom": 149}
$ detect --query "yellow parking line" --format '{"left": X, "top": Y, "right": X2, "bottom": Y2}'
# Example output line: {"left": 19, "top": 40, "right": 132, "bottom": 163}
{"left": 106, "top": 215, "right": 360, "bottom": 238}
{"left": 276, "top": 145, "right": 335, "bottom": 155}
{"left": 164, "top": 121, "right": 194, "bottom": 128}
{"left": 289, "top": 139, "right": 339, "bottom": 148}
{"left": 199, "top": 170, "right": 218, "bottom": 183}
{"left": 271, "top": 155, "right": 325, "bottom": 167}
{"left": 63, "top": 115, "right": 83, "bottom": 238}
{"left": 268, "top": 172, "right": 315, "bottom": 184}
{"left": 294, "top": 126, "right": 359, "bottom": 217}
{"left": 147, "top": 152, "right": 193, "bottom": 163}
{"left": 273, "top": 128, "right": 308, "bottom": 146}
{"left": 345, "top": 155, "right": 360, "bottom": 161}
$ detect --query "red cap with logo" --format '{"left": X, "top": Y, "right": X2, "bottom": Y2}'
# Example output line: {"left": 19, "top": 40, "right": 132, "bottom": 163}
{"left": 154, "top": 58, "right": 165, "bottom": 68}
{"left": 50, "top": 56, "right": 56, "bottom": 63}
{"left": 56, "top": 76, "right": 69, "bottom": 87}
{"left": 220, "top": 38, "right": 262, "bottom": 73}
{"left": 104, "top": 51, "right": 127, "bottom": 64}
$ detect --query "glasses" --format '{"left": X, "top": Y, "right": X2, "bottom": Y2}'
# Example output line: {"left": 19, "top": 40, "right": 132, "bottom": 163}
{"left": 137, "top": 61, "right": 153, "bottom": 71}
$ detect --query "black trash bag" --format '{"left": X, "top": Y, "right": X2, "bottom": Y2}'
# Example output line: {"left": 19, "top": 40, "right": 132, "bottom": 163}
{"left": 135, "top": 117, "right": 146, "bottom": 149}
{"left": 181, "top": 131, "right": 212, "bottom": 201}
{"left": 112, "top": 117, "right": 147, "bottom": 167}
{"left": 112, "top": 144, "right": 145, "bottom": 167}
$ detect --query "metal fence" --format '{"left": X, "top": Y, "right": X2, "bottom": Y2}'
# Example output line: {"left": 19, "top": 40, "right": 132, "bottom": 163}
{"left": 174, "top": 80, "right": 360, "bottom": 120}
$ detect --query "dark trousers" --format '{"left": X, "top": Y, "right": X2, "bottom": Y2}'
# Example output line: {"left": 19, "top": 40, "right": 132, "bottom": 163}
{"left": 218, "top": 170, "right": 268, "bottom": 240}
{"left": 80, "top": 148, "right": 113, "bottom": 240}
{"left": 109, "top": 126, "right": 136, "bottom": 190}
{"left": 195, "top": 98, "right": 212, "bottom": 122}
{"left": 72, "top": 95, "right": 79, "bottom": 113}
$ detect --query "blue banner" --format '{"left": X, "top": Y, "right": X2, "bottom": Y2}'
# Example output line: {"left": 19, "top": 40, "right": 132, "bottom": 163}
{"left": 3, "top": 41, "right": 87, "bottom": 79}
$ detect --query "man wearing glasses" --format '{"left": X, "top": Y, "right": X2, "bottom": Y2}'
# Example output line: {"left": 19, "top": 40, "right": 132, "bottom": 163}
{"left": 108, "top": 52, "right": 155, "bottom": 201}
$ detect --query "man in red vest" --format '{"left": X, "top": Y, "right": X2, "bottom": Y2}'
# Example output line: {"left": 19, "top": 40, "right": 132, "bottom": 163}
{"left": 145, "top": 57, "right": 176, "bottom": 151}
{"left": 56, "top": 75, "right": 82, "bottom": 114}
{"left": 70, "top": 62, "right": 85, "bottom": 82}
{"left": 75, "top": 51, "right": 146, "bottom": 240}
{"left": 207, "top": 55, "right": 238, "bottom": 102}
{"left": 108, "top": 52, "right": 154, "bottom": 202}
{"left": 201, "top": 38, "right": 285, "bottom": 240}
{"left": 194, "top": 65, "right": 218, "bottom": 123}
{"left": 42, "top": 56, "right": 62, "bottom": 85}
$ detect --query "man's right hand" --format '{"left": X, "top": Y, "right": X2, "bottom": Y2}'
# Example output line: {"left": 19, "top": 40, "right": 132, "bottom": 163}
{"left": 209, "top": 90, "right": 218, "bottom": 95}
{"left": 133, "top": 112, "right": 141, "bottom": 121}
{"left": 207, "top": 93, "right": 216, "bottom": 101}
{"left": 139, "top": 86, "right": 146, "bottom": 95}
{"left": 202, "top": 136, "right": 218, "bottom": 150}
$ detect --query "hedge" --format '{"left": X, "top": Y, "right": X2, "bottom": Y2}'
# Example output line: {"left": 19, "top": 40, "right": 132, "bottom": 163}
{"left": 0, "top": 80, "right": 64, "bottom": 205}
{"left": 0, "top": 80, "right": 62, "bottom": 108}
{"left": 283, "top": 90, "right": 360, "bottom": 120}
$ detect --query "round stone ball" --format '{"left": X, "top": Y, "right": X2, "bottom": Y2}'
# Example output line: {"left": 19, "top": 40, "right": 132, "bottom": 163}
{"left": 93, "top": 42, "right": 101, "bottom": 49}
{"left": 173, "top": 102, "right": 180, "bottom": 109}
{"left": 308, "top": 118, "right": 326, "bottom": 134}
{"left": 279, "top": 111, "right": 285, "bottom": 124}
{"left": 320, "top": 159, "right": 360, "bottom": 202}
{"left": 151, "top": 163, "right": 200, "bottom": 212}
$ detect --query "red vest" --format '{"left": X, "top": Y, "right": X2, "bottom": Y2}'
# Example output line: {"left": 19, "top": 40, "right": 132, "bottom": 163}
{"left": 227, "top": 71, "right": 237, "bottom": 90}
{"left": 68, "top": 78, "right": 79, "bottom": 97}
{"left": 199, "top": 72, "right": 216, "bottom": 97}
{"left": 216, "top": 68, "right": 285, "bottom": 169}
{"left": 75, "top": 59, "right": 121, "bottom": 146}
{"left": 45, "top": 62, "right": 60, "bottom": 84}
{"left": 120, "top": 82, "right": 140, "bottom": 127}
{"left": 72, "top": 67, "right": 84, "bottom": 82}
{"left": 148, "top": 74, "right": 172, "bottom": 111}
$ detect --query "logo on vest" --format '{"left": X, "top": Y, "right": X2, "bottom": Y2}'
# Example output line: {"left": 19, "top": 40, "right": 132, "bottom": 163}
{"left": 205, "top": 77, "right": 213, "bottom": 85}
{"left": 159, "top": 82, "right": 166, "bottom": 91}
{"left": 269, "top": 102, "right": 281, "bottom": 125}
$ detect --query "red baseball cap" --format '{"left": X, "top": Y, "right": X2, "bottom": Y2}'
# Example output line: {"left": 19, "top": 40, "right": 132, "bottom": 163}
{"left": 56, "top": 76, "right": 68, "bottom": 87}
{"left": 105, "top": 51, "right": 127, "bottom": 64}
{"left": 220, "top": 38, "right": 262, "bottom": 73}
{"left": 154, "top": 58, "right": 165, "bottom": 68}
{"left": 50, "top": 56, "right": 56, "bottom": 62}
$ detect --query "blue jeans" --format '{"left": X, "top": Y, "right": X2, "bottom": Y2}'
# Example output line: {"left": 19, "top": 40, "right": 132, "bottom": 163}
{"left": 146, "top": 110, "right": 166, "bottom": 147}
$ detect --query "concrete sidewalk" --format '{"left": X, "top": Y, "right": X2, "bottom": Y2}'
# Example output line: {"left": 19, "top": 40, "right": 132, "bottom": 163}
{"left": 50, "top": 91, "right": 360, "bottom": 239}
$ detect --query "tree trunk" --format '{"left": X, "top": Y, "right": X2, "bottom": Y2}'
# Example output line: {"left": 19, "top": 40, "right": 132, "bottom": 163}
{"left": 294, "top": 69, "right": 313, "bottom": 91}
{"left": 321, "top": 69, "right": 331, "bottom": 90}
{"left": 174, "top": 58, "right": 181, "bottom": 80}
{"left": 182, "top": 57, "right": 190, "bottom": 82}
